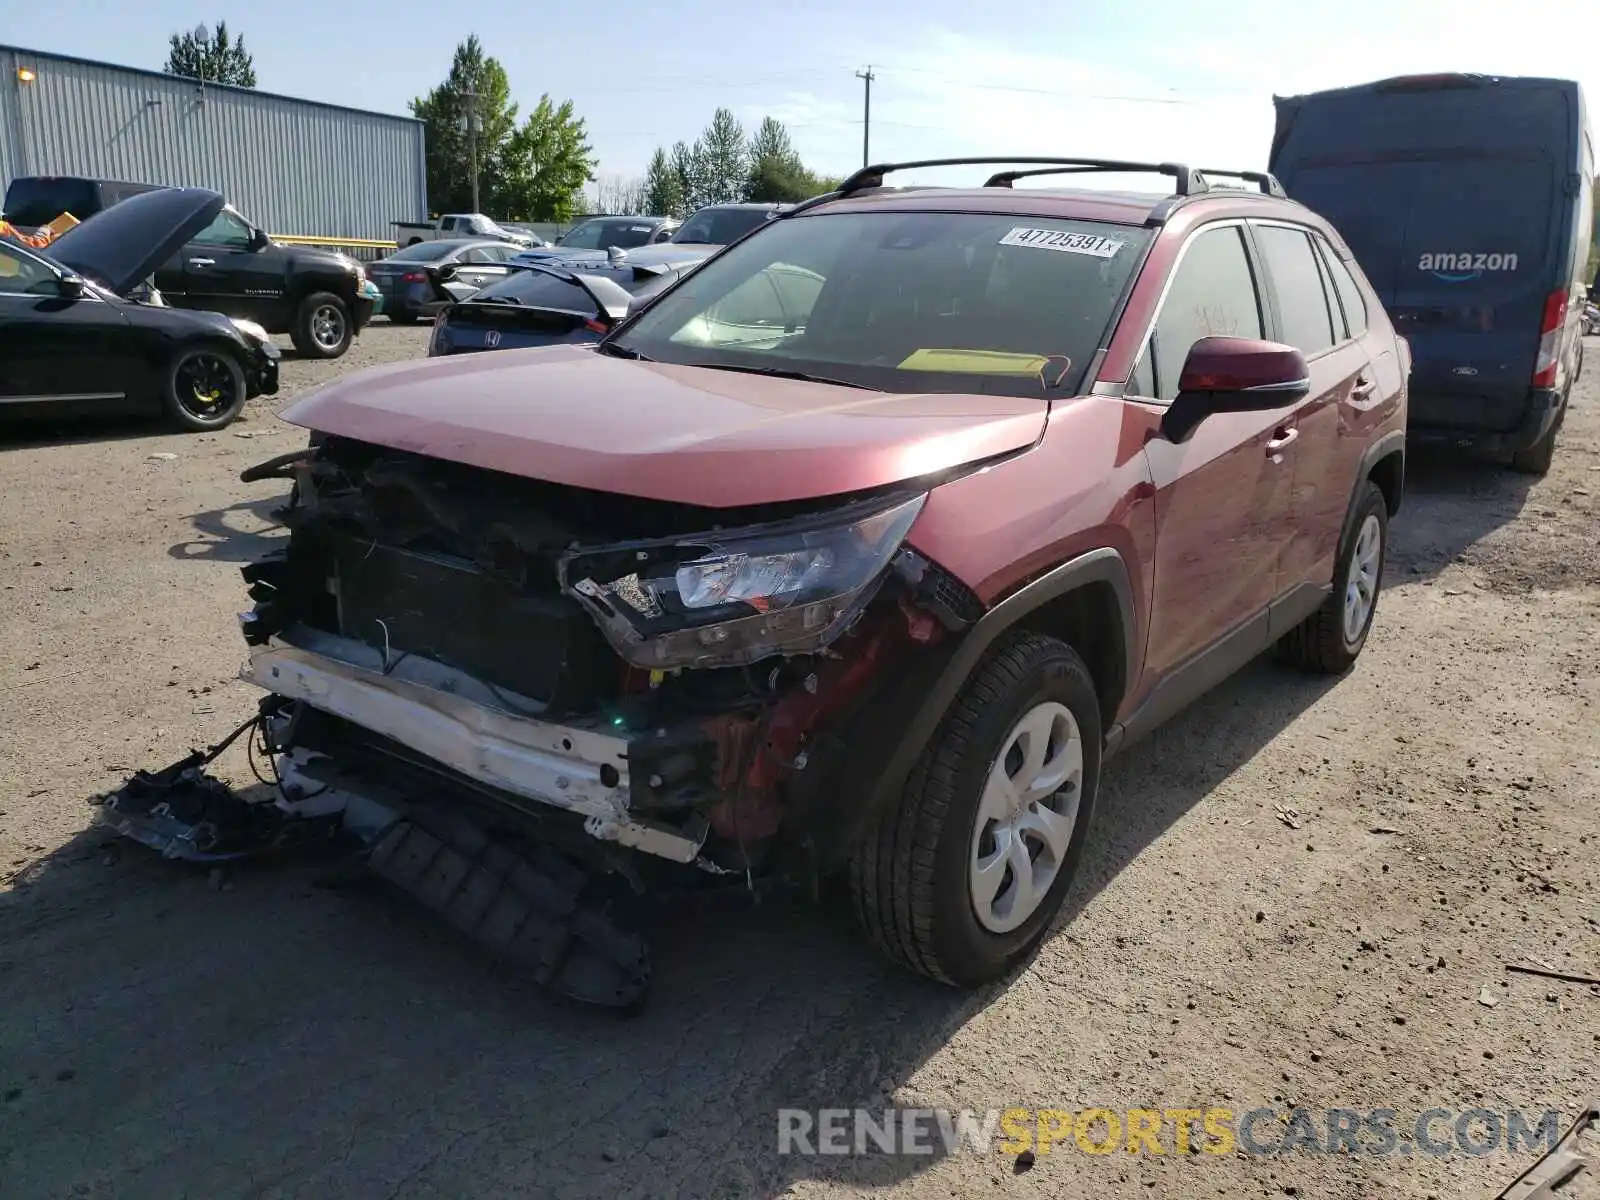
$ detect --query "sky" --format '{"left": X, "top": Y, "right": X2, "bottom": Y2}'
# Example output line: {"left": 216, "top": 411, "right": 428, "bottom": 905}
{"left": 18, "top": 0, "right": 1600, "bottom": 192}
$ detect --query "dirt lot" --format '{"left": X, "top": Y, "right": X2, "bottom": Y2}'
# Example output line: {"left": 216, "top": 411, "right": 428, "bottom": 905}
{"left": 1, "top": 325, "right": 1597, "bottom": 1199}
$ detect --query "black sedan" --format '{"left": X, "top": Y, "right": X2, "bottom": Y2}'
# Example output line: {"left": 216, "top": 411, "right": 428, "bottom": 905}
{"left": 427, "top": 244, "right": 713, "bottom": 357}
{"left": 0, "top": 187, "right": 279, "bottom": 432}
{"left": 366, "top": 239, "right": 524, "bottom": 323}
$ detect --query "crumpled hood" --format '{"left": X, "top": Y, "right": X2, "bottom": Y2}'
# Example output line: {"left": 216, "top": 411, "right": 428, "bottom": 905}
{"left": 279, "top": 345, "right": 1048, "bottom": 507}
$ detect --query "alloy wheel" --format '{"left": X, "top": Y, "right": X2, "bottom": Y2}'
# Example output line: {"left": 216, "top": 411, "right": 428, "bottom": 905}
{"left": 1342, "top": 512, "right": 1383, "bottom": 646}
{"left": 968, "top": 701, "right": 1085, "bottom": 934}
{"left": 311, "top": 303, "right": 346, "bottom": 351}
{"left": 173, "top": 350, "right": 243, "bottom": 421}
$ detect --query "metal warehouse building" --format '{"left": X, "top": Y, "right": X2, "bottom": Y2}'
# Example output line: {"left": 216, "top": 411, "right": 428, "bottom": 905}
{"left": 1, "top": 43, "right": 426, "bottom": 242}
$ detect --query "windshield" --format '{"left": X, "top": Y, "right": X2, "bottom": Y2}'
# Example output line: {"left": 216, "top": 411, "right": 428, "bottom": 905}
{"left": 614, "top": 211, "right": 1149, "bottom": 396}
{"left": 387, "top": 242, "right": 458, "bottom": 263}
{"left": 559, "top": 219, "right": 660, "bottom": 250}
{"left": 671, "top": 207, "right": 774, "bottom": 245}
{"left": 3, "top": 177, "right": 97, "bottom": 228}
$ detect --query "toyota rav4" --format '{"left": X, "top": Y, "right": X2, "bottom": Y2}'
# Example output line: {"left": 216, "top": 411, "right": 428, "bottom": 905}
{"left": 189, "top": 157, "right": 1409, "bottom": 1007}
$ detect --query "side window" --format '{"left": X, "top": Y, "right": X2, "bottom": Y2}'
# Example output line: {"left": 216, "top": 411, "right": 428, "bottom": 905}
{"left": 1316, "top": 235, "right": 1369, "bottom": 337}
{"left": 461, "top": 247, "right": 494, "bottom": 265}
{"left": 1150, "top": 225, "right": 1264, "bottom": 403}
{"left": 0, "top": 243, "right": 63, "bottom": 295}
{"left": 193, "top": 209, "right": 253, "bottom": 249}
{"left": 1255, "top": 224, "right": 1337, "bottom": 357}
{"left": 441, "top": 217, "right": 457, "bottom": 232}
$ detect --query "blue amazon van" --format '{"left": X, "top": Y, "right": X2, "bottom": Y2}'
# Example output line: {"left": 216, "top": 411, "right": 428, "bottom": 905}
{"left": 1269, "top": 74, "right": 1593, "bottom": 474}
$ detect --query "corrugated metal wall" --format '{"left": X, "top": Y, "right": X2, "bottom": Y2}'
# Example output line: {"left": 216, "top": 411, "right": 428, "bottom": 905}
{"left": 1, "top": 44, "right": 426, "bottom": 240}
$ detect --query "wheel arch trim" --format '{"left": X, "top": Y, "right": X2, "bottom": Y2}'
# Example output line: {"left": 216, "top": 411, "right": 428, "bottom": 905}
{"left": 855, "top": 547, "right": 1136, "bottom": 827}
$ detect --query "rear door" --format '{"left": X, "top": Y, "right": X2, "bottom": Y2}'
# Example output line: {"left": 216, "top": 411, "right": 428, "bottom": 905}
{"left": 1249, "top": 220, "right": 1379, "bottom": 599}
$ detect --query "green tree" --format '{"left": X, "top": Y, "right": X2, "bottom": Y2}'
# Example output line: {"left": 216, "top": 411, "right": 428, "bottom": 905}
{"left": 697, "top": 107, "right": 750, "bottom": 204}
{"left": 493, "top": 95, "right": 597, "bottom": 221}
{"left": 408, "top": 36, "right": 519, "bottom": 215}
{"left": 164, "top": 21, "right": 256, "bottom": 87}
{"left": 748, "top": 117, "right": 798, "bottom": 173}
{"left": 670, "top": 140, "right": 705, "bottom": 213}
{"left": 642, "top": 148, "right": 684, "bottom": 217}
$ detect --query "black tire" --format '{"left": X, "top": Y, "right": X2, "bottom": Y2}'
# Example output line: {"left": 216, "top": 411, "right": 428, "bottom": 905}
{"left": 1510, "top": 407, "right": 1562, "bottom": 476}
{"left": 162, "top": 345, "right": 248, "bottom": 432}
{"left": 850, "top": 630, "right": 1102, "bottom": 988}
{"left": 388, "top": 309, "right": 419, "bottom": 325}
{"left": 290, "top": 291, "right": 352, "bottom": 359}
{"left": 1277, "top": 481, "right": 1388, "bottom": 674}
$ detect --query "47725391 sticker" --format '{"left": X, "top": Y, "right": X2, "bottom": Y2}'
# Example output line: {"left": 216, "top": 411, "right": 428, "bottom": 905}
{"left": 999, "top": 227, "right": 1124, "bottom": 258}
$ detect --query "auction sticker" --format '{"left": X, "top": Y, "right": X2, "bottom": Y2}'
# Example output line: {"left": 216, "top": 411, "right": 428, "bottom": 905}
{"left": 1000, "top": 227, "right": 1124, "bottom": 258}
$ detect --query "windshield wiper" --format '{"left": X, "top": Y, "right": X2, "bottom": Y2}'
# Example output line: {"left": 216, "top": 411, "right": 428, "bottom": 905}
{"left": 597, "top": 341, "right": 650, "bottom": 361}
{"left": 689, "top": 363, "right": 874, "bottom": 389}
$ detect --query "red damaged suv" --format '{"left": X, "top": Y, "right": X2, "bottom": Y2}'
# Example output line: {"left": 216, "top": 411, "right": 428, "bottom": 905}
{"left": 229, "top": 157, "right": 1408, "bottom": 1006}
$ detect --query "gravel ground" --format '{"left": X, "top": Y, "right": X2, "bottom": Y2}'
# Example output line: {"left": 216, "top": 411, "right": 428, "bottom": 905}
{"left": 1, "top": 324, "right": 1597, "bottom": 1199}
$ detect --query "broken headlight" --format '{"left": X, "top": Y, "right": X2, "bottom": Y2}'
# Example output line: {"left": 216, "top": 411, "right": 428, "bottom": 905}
{"left": 560, "top": 493, "right": 926, "bottom": 669}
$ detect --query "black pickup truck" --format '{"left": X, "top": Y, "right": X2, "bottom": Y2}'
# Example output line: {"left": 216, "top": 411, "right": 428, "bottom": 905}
{"left": 151, "top": 204, "right": 376, "bottom": 359}
{"left": 4, "top": 176, "right": 376, "bottom": 359}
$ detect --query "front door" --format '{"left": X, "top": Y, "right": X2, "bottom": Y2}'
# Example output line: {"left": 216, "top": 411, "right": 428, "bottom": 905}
{"left": 175, "top": 208, "right": 281, "bottom": 322}
{"left": 1131, "top": 223, "right": 1299, "bottom": 695}
{"left": 0, "top": 242, "right": 138, "bottom": 405}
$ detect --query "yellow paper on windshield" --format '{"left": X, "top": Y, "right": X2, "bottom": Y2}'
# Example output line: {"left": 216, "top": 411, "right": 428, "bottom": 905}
{"left": 897, "top": 348, "right": 1049, "bottom": 376}
{"left": 43, "top": 211, "right": 79, "bottom": 238}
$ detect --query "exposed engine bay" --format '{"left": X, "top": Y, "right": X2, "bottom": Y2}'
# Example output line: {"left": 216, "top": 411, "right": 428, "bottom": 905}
{"left": 100, "top": 434, "right": 985, "bottom": 1009}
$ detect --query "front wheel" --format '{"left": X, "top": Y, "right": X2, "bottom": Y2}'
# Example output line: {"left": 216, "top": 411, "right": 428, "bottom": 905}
{"left": 1277, "top": 481, "right": 1388, "bottom": 674}
{"left": 163, "top": 345, "right": 248, "bottom": 431}
{"left": 291, "top": 291, "right": 352, "bottom": 358}
{"left": 850, "top": 630, "right": 1101, "bottom": 988}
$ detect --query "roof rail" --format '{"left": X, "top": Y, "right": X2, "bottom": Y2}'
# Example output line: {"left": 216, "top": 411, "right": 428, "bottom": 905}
{"left": 833, "top": 157, "right": 1208, "bottom": 198}
{"left": 1196, "top": 168, "right": 1287, "bottom": 197}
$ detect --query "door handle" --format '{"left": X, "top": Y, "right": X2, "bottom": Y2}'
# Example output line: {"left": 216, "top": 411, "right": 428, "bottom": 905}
{"left": 1351, "top": 374, "right": 1375, "bottom": 399}
{"left": 1266, "top": 427, "right": 1299, "bottom": 455}
{"left": 188, "top": 257, "right": 215, "bottom": 267}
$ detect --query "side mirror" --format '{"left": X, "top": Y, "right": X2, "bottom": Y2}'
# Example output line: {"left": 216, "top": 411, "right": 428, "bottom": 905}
{"left": 1158, "top": 336, "right": 1310, "bottom": 444}
{"left": 57, "top": 273, "right": 87, "bottom": 299}
{"left": 436, "top": 264, "right": 457, "bottom": 281}
{"left": 247, "top": 227, "right": 270, "bottom": 252}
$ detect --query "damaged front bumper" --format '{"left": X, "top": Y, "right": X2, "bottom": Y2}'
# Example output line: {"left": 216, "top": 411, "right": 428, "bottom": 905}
{"left": 240, "top": 627, "right": 710, "bottom": 865}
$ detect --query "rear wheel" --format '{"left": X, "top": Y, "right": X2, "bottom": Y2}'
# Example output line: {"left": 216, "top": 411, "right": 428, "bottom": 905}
{"left": 1510, "top": 404, "right": 1563, "bottom": 476}
{"left": 850, "top": 630, "right": 1101, "bottom": 988}
{"left": 291, "top": 291, "right": 352, "bottom": 358}
{"left": 1277, "top": 481, "right": 1387, "bottom": 674}
{"left": 163, "top": 346, "right": 248, "bottom": 432}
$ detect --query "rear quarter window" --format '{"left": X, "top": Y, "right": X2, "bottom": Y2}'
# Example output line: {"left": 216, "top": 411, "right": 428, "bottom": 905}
{"left": 1316, "top": 235, "right": 1369, "bottom": 336}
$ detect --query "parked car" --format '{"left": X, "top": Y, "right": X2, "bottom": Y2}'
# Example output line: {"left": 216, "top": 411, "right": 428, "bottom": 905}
{"left": 1270, "top": 73, "right": 1592, "bottom": 475}
{"left": 143, "top": 201, "right": 377, "bottom": 359}
{"left": 669, "top": 202, "right": 790, "bottom": 246}
{"left": 0, "top": 187, "right": 279, "bottom": 431}
{"left": 168, "top": 156, "right": 1408, "bottom": 1007}
{"left": 428, "top": 244, "right": 713, "bottom": 354}
{"left": 1, "top": 174, "right": 161, "bottom": 234}
{"left": 393, "top": 213, "right": 539, "bottom": 249}
{"left": 513, "top": 216, "right": 680, "bottom": 264}
{"left": 366, "top": 239, "right": 525, "bottom": 323}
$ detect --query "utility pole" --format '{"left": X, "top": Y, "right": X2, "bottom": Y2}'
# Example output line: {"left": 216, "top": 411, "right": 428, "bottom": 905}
{"left": 855, "top": 66, "right": 875, "bottom": 167}
{"left": 463, "top": 84, "right": 482, "bottom": 213}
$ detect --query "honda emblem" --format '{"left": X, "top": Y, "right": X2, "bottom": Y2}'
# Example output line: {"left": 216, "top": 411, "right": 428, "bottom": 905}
{"left": 483, "top": 330, "right": 501, "bottom": 348}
